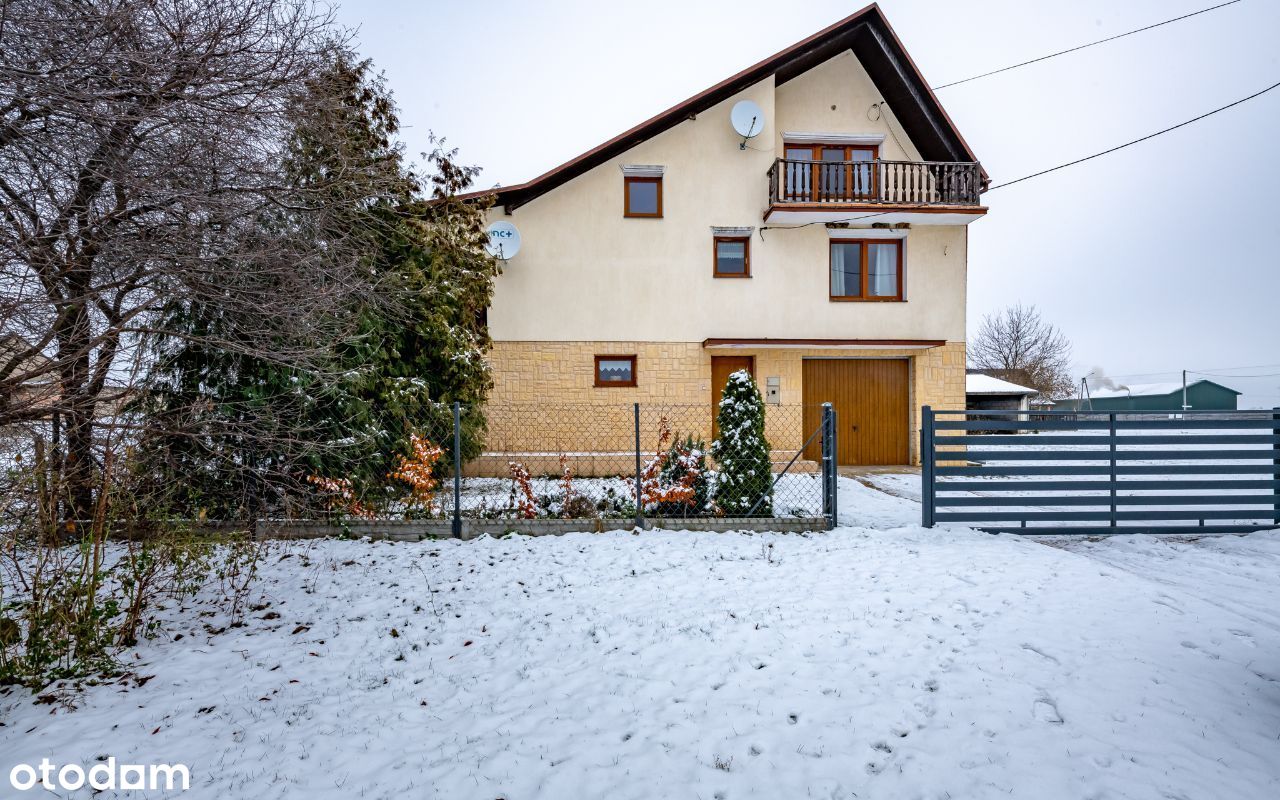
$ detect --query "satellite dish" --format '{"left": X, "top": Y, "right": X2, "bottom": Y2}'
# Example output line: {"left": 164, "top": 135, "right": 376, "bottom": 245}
{"left": 730, "top": 100, "right": 765, "bottom": 140}
{"left": 485, "top": 221, "right": 521, "bottom": 260}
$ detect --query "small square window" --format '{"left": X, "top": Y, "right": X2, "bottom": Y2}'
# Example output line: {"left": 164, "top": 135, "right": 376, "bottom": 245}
{"left": 624, "top": 177, "right": 662, "bottom": 217}
{"left": 594, "top": 355, "right": 637, "bottom": 387}
{"left": 714, "top": 237, "right": 750, "bottom": 278}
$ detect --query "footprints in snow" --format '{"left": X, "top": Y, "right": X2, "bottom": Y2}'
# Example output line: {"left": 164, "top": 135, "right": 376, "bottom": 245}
{"left": 1020, "top": 643, "right": 1060, "bottom": 664}
{"left": 1033, "top": 695, "right": 1064, "bottom": 725}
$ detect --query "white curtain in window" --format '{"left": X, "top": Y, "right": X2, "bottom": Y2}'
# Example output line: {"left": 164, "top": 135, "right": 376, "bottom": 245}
{"left": 868, "top": 243, "right": 898, "bottom": 297}
{"left": 831, "top": 243, "right": 860, "bottom": 296}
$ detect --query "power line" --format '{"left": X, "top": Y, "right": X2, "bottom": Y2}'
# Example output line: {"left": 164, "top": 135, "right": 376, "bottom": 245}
{"left": 986, "top": 78, "right": 1280, "bottom": 191}
{"left": 932, "top": 0, "right": 1244, "bottom": 90}
{"left": 1192, "top": 369, "right": 1280, "bottom": 378}
{"left": 1086, "top": 363, "right": 1280, "bottom": 381}
{"left": 757, "top": 73, "right": 1280, "bottom": 234}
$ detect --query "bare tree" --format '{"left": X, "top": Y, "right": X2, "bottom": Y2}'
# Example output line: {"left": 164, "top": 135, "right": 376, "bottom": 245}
{"left": 969, "top": 304, "right": 1075, "bottom": 399}
{"left": 0, "top": 0, "right": 400, "bottom": 523}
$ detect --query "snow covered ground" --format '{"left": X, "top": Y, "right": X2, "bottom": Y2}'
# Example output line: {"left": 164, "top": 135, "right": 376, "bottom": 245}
{"left": 2, "top": 478, "right": 1279, "bottom": 799}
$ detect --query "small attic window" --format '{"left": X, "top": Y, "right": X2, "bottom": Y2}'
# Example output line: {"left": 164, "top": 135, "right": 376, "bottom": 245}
{"left": 622, "top": 165, "right": 664, "bottom": 218}
{"left": 624, "top": 176, "right": 662, "bottom": 217}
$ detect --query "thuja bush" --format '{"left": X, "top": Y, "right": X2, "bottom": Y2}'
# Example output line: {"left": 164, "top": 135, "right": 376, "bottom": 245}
{"left": 711, "top": 370, "right": 773, "bottom": 516}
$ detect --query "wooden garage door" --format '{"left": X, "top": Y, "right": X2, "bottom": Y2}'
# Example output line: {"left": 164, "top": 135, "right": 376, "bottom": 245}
{"left": 802, "top": 359, "right": 909, "bottom": 466}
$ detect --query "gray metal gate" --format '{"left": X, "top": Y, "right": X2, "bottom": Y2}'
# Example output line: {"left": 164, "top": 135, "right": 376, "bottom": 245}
{"left": 921, "top": 407, "right": 1280, "bottom": 535}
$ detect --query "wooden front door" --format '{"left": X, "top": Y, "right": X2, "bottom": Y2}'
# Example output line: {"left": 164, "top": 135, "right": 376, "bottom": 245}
{"left": 711, "top": 356, "right": 754, "bottom": 437}
{"left": 802, "top": 359, "right": 909, "bottom": 465}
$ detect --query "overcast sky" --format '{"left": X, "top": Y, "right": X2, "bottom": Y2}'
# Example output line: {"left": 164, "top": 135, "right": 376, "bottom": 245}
{"left": 334, "top": 0, "right": 1280, "bottom": 408}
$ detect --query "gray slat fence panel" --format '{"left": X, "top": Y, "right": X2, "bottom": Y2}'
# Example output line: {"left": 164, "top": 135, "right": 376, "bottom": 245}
{"left": 920, "top": 406, "right": 1280, "bottom": 535}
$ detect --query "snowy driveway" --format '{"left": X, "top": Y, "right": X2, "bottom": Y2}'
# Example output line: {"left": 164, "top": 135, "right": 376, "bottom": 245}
{"left": 2, "top": 478, "right": 1279, "bottom": 799}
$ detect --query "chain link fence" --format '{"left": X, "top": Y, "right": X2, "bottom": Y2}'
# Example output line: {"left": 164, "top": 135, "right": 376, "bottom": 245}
{"left": 410, "top": 403, "right": 834, "bottom": 529}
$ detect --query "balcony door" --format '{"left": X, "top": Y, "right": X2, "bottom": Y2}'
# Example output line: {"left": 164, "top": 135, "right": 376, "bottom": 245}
{"left": 784, "top": 144, "right": 877, "bottom": 202}
{"left": 783, "top": 146, "right": 812, "bottom": 201}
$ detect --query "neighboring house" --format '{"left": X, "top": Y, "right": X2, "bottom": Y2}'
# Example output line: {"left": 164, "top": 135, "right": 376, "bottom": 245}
{"left": 470, "top": 5, "right": 987, "bottom": 467}
{"left": 0, "top": 334, "right": 57, "bottom": 422}
{"left": 1056, "top": 380, "right": 1241, "bottom": 412}
{"left": 966, "top": 372, "right": 1038, "bottom": 414}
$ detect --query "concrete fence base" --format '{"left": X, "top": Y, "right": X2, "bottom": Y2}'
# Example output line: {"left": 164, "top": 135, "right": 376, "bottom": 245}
{"left": 232, "top": 516, "right": 830, "bottom": 541}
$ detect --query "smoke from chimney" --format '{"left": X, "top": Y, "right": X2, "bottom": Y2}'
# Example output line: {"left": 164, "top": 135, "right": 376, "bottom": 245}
{"left": 1086, "top": 367, "right": 1119, "bottom": 391}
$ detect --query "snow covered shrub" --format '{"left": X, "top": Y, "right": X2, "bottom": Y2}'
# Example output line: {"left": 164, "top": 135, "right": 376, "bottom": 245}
{"left": 659, "top": 434, "right": 710, "bottom": 515}
{"left": 711, "top": 370, "right": 773, "bottom": 516}
{"left": 636, "top": 417, "right": 710, "bottom": 516}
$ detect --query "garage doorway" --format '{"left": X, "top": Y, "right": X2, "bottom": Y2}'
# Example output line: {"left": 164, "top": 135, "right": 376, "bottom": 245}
{"left": 802, "top": 358, "right": 909, "bottom": 465}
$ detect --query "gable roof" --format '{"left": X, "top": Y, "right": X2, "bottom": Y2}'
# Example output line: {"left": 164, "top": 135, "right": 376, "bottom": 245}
{"left": 1090, "top": 380, "right": 1242, "bottom": 399}
{"left": 468, "top": 3, "right": 985, "bottom": 212}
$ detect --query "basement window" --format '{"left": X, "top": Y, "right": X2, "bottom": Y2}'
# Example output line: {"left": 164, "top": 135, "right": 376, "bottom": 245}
{"left": 594, "top": 355, "right": 637, "bottom": 387}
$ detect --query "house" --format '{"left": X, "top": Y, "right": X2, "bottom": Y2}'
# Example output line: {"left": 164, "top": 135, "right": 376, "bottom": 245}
{"left": 470, "top": 4, "right": 986, "bottom": 468}
{"left": 1056, "top": 380, "right": 1241, "bottom": 412}
{"left": 966, "top": 372, "right": 1038, "bottom": 414}
{"left": 0, "top": 334, "right": 57, "bottom": 422}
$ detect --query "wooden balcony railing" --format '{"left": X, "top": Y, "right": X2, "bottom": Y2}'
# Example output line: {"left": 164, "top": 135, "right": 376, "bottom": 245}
{"left": 767, "top": 158, "right": 983, "bottom": 207}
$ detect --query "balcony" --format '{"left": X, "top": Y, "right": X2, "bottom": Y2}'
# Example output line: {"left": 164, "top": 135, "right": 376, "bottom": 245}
{"left": 765, "top": 158, "right": 986, "bottom": 225}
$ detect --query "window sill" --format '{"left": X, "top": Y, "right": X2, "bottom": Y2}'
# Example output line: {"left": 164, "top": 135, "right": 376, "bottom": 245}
{"left": 830, "top": 296, "right": 905, "bottom": 302}
{"left": 713, "top": 273, "right": 752, "bottom": 279}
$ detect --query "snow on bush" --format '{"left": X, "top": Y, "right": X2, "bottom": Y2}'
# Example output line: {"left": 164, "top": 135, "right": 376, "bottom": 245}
{"left": 712, "top": 370, "right": 773, "bottom": 515}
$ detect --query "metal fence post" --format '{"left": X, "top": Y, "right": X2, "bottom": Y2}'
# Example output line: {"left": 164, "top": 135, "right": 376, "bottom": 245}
{"left": 921, "top": 405, "right": 935, "bottom": 528}
{"left": 821, "top": 403, "right": 833, "bottom": 529}
{"left": 633, "top": 402, "right": 644, "bottom": 529}
{"left": 1108, "top": 412, "right": 1118, "bottom": 532}
{"left": 452, "top": 401, "right": 463, "bottom": 538}
{"left": 829, "top": 405, "right": 838, "bottom": 528}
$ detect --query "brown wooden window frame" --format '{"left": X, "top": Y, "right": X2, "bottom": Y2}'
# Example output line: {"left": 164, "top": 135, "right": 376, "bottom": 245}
{"left": 712, "top": 236, "right": 751, "bottom": 278}
{"left": 623, "top": 176, "right": 663, "bottom": 218}
{"left": 594, "top": 354, "right": 638, "bottom": 387}
{"left": 828, "top": 238, "right": 904, "bottom": 302}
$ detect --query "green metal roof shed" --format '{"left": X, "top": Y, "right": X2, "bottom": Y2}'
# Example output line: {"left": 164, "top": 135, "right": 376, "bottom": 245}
{"left": 1056, "top": 380, "right": 1241, "bottom": 412}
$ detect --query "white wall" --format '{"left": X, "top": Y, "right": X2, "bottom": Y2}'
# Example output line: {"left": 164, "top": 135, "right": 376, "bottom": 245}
{"left": 487, "top": 51, "right": 971, "bottom": 343}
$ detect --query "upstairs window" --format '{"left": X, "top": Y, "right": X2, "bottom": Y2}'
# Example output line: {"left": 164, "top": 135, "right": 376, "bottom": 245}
{"left": 624, "top": 176, "right": 662, "bottom": 217}
{"left": 713, "top": 235, "right": 750, "bottom": 278}
{"left": 594, "top": 354, "right": 637, "bottom": 387}
{"left": 830, "top": 238, "right": 902, "bottom": 301}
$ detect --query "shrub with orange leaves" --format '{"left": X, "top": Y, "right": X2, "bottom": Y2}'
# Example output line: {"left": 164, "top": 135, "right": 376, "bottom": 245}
{"left": 636, "top": 416, "right": 708, "bottom": 514}
{"left": 306, "top": 474, "right": 376, "bottom": 520}
{"left": 508, "top": 461, "right": 537, "bottom": 519}
{"left": 388, "top": 434, "right": 445, "bottom": 513}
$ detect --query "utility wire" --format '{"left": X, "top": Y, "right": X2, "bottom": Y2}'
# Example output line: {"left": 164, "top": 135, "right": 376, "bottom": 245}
{"left": 986, "top": 78, "right": 1280, "bottom": 190}
{"left": 760, "top": 75, "right": 1280, "bottom": 235}
{"left": 932, "top": 0, "right": 1244, "bottom": 90}
{"left": 1086, "top": 364, "right": 1280, "bottom": 381}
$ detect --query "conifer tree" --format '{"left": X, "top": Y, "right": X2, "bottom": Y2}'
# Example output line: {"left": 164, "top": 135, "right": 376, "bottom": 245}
{"left": 711, "top": 370, "right": 773, "bottom": 515}
{"left": 136, "top": 53, "right": 498, "bottom": 517}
